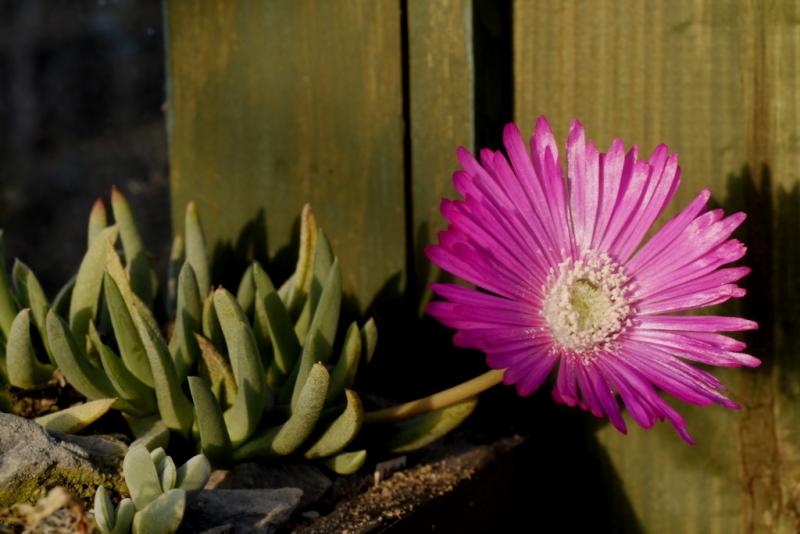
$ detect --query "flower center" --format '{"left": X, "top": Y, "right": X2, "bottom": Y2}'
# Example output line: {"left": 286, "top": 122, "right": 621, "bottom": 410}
{"left": 541, "top": 252, "right": 633, "bottom": 354}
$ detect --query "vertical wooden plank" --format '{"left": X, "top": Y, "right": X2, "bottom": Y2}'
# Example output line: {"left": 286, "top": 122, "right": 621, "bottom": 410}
{"left": 514, "top": 1, "right": 800, "bottom": 532}
{"left": 408, "top": 0, "right": 474, "bottom": 295}
{"left": 164, "top": 1, "right": 405, "bottom": 310}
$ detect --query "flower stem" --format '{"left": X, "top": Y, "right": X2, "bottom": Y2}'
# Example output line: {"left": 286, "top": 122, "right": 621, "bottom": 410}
{"left": 363, "top": 369, "right": 505, "bottom": 424}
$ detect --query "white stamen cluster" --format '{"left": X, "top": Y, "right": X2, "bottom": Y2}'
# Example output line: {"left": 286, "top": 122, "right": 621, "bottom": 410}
{"left": 541, "top": 252, "right": 633, "bottom": 358}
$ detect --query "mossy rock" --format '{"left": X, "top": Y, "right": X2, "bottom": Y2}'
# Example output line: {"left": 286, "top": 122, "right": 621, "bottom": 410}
{"left": 0, "top": 413, "right": 127, "bottom": 507}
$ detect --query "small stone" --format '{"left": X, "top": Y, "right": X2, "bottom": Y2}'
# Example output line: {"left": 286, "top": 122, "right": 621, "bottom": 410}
{"left": 0, "top": 413, "right": 126, "bottom": 506}
{"left": 206, "top": 463, "right": 331, "bottom": 509}
{"left": 182, "top": 488, "right": 303, "bottom": 533}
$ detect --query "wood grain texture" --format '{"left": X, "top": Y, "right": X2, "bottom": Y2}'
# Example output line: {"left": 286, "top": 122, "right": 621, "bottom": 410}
{"left": 165, "top": 0, "right": 405, "bottom": 310}
{"left": 514, "top": 1, "right": 800, "bottom": 532}
{"left": 408, "top": 0, "right": 474, "bottom": 295}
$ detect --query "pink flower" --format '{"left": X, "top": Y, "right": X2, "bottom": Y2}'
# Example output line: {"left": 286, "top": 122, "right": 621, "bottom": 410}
{"left": 426, "top": 117, "right": 759, "bottom": 443}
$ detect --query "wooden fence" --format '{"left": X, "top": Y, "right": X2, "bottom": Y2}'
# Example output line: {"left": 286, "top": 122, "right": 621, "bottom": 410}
{"left": 164, "top": 1, "right": 800, "bottom": 532}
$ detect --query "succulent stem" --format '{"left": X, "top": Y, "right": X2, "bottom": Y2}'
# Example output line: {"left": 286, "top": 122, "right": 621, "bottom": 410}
{"left": 363, "top": 369, "right": 504, "bottom": 424}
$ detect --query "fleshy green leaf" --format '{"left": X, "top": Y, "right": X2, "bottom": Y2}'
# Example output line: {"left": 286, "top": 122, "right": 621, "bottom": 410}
{"left": 112, "top": 499, "right": 135, "bottom": 534}
{"left": 305, "top": 389, "right": 363, "bottom": 459}
{"left": 384, "top": 398, "right": 478, "bottom": 453}
{"left": 131, "top": 299, "right": 194, "bottom": 437}
{"left": 214, "top": 289, "right": 268, "bottom": 446}
{"left": 291, "top": 258, "right": 341, "bottom": 410}
{"left": 0, "top": 231, "right": 19, "bottom": 339}
{"left": 46, "top": 310, "right": 118, "bottom": 401}
{"left": 188, "top": 376, "right": 233, "bottom": 466}
{"left": 234, "top": 363, "right": 328, "bottom": 460}
{"left": 195, "top": 334, "right": 237, "bottom": 408}
{"left": 169, "top": 262, "right": 202, "bottom": 380}
{"left": 12, "top": 260, "right": 50, "bottom": 357}
{"left": 87, "top": 199, "right": 108, "bottom": 248}
{"left": 166, "top": 235, "right": 185, "bottom": 320}
{"left": 7, "top": 309, "right": 54, "bottom": 388}
{"left": 293, "top": 230, "right": 334, "bottom": 339}
{"left": 111, "top": 186, "right": 154, "bottom": 306}
{"left": 131, "top": 488, "right": 186, "bottom": 534}
{"left": 35, "top": 398, "right": 117, "bottom": 433}
{"left": 326, "top": 322, "right": 361, "bottom": 404}
{"left": 176, "top": 454, "right": 212, "bottom": 491}
{"left": 158, "top": 456, "right": 177, "bottom": 492}
{"left": 51, "top": 275, "right": 75, "bottom": 318}
{"left": 123, "top": 444, "right": 162, "bottom": 510}
{"left": 185, "top": 201, "right": 210, "bottom": 298}
{"left": 236, "top": 263, "right": 255, "bottom": 319}
{"left": 150, "top": 447, "right": 167, "bottom": 468}
{"left": 70, "top": 225, "right": 118, "bottom": 344}
{"left": 103, "top": 273, "right": 154, "bottom": 388}
{"left": 361, "top": 318, "right": 378, "bottom": 365}
{"left": 323, "top": 450, "right": 367, "bottom": 475}
{"left": 93, "top": 485, "right": 115, "bottom": 533}
{"left": 92, "top": 330, "right": 156, "bottom": 415}
{"left": 201, "top": 293, "right": 225, "bottom": 351}
{"left": 252, "top": 262, "right": 301, "bottom": 374}
{"left": 284, "top": 204, "right": 318, "bottom": 316}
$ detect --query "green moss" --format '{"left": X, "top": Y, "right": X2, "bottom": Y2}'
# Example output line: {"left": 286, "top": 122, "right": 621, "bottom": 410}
{"left": 0, "top": 465, "right": 127, "bottom": 508}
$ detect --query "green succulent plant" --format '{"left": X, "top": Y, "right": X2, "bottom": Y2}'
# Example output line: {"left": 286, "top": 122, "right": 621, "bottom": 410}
{"left": 93, "top": 444, "right": 211, "bottom": 534}
{"left": 0, "top": 188, "right": 477, "bottom": 473}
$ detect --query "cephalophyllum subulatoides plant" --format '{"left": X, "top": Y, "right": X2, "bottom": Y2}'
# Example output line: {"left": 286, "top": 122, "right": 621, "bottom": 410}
{"left": 93, "top": 444, "right": 211, "bottom": 534}
{"left": 0, "top": 187, "right": 477, "bottom": 473}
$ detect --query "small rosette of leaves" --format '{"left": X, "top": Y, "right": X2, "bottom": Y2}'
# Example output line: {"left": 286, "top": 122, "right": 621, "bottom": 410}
{"left": 93, "top": 444, "right": 211, "bottom": 534}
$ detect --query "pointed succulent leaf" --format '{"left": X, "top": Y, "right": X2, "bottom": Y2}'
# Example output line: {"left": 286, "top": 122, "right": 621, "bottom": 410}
{"left": 291, "top": 259, "right": 341, "bottom": 409}
{"left": 361, "top": 318, "right": 378, "bottom": 365}
{"left": 131, "top": 299, "right": 194, "bottom": 437}
{"left": 188, "top": 376, "right": 233, "bottom": 466}
{"left": 169, "top": 262, "right": 202, "bottom": 380}
{"left": 51, "top": 275, "right": 75, "bottom": 318}
{"left": 111, "top": 186, "right": 154, "bottom": 306}
{"left": 285, "top": 204, "right": 318, "bottom": 315}
{"left": 252, "top": 262, "right": 301, "bottom": 374}
{"left": 185, "top": 201, "right": 210, "bottom": 298}
{"left": 158, "top": 456, "right": 178, "bottom": 492}
{"left": 305, "top": 389, "right": 363, "bottom": 459}
{"left": 0, "top": 346, "right": 7, "bottom": 384}
{"left": 88, "top": 199, "right": 108, "bottom": 248}
{"left": 236, "top": 263, "right": 255, "bottom": 318}
{"left": 7, "top": 309, "right": 54, "bottom": 388}
{"left": 127, "top": 415, "right": 170, "bottom": 451}
{"left": 106, "top": 248, "right": 161, "bottom": 331}
{"left": 93, "top": 334, "right": 156, "bottom": 415}
{"left": 123, "top": 444, "right": 162, "bottom": 510}
{"left": 195, "top": 334, "right": 237, "bottom": 407}
{"left": 150, "top": 447, "right": 167, "bottom": 468}
{"left": 131, "top": 488, "right": 186, "bottom": 534}
{"left": 70, "top": 225, "right": 118, "bottom": 343}
{"left": 112, "top": 499, "right": 135, "bottom": 534}
{"left": 166, "top": 234, "right": 185, "bottom": 320}
{"left": 46, "top": 310, "right": 118, "bottom": 401}
{"left": 103, "top": 273, "right": 154, "bottom": 387}
{"left": 323, "top": 450, "right": 367, "bottom": 475}
{"left": 12, "top": 260, "right": 50, "bottom": 353}
{"left": 175, "top": 454, "right": 212, "bottom": 491}
{"left": 326, "top": 322, "right": 362, "bottom": 404}
{"left": 384, "top": 398, "right": 478, "bottom": 453}
{"left": 94, "top": 485, "right": 115, "bottom": 533}
{"left": 294, "top": 230, "right": 334, "bottom": 338}
{"left": 234, "top": 363, "right": 328, "bottom": 460}
{"left": 277, "top": 273, "right": 295, "bottom": 305}
{"left": 201, "top": 293, "right": 225, "bottom": 350}
{"left": 0, "top": 231, "right": 19, "bottom": 339}
{"left": 214, "top": 289, "right": 268, "bottom": 445}
{"left": 35, "top": 398, "right": 117, "bottom": 433}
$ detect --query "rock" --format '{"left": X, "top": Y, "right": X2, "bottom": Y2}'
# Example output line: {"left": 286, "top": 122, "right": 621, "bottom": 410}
{"left": 0, "top": 413, "right": 126, "bottom": 506}
{"left": 206, "top": 463, "right": 331, "bottom": 509}
{"left": 182, "top": 488, "right": 303, "bottom": 533}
